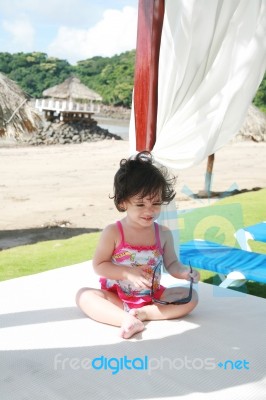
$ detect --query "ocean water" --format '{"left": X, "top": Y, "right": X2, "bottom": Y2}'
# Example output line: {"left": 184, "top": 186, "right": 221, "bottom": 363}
{"left": 95, "top": 117, "right": 130, "bottom": 141}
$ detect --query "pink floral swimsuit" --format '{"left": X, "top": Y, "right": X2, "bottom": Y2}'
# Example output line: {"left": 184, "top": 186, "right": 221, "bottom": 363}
{"left": 100, "top": 221, "right": 166, "bottom": 311}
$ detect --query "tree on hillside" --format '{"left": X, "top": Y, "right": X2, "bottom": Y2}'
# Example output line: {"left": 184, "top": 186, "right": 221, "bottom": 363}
{"left": 75, "top": 51, "right": 135, "bottom": 107}
{"left": 253, "top": 72, "right": 266, "bottom": 113}
{"left": 0, "top": 52, "right": 73, "bottom": 98}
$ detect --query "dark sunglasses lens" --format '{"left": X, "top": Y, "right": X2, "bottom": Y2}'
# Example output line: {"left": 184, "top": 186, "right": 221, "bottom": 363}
{"left": 151, "top": 263, "right": 193, "bottom": 305}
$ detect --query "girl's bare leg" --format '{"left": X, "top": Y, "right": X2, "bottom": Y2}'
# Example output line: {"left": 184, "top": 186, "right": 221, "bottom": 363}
{"left": 76, "top": 288, "right": 145, "bottom": 339}
{"left": 132, "top": 288, "right": 199, "bottom": 322}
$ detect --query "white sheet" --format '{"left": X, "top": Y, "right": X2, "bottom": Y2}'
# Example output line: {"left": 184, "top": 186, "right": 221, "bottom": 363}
{"left": 129, "top": 0, "right": 266, "bottom": 169}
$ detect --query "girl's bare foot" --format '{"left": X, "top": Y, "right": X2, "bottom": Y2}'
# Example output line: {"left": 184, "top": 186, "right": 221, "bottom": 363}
{"left": 119, "top": 309, "right": 145, "bottom": 339}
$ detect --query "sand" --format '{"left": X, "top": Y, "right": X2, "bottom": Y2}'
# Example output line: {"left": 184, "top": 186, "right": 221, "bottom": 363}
{"left": 0, "top": 139, "right": 265, "bottom": 249}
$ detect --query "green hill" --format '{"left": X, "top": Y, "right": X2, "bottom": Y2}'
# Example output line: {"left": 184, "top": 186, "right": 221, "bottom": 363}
{"left": 0, "top": 50, "right": 264, "bottom": 111}
{"left": 0, "top": 51, "right": 135, "bottom": 108}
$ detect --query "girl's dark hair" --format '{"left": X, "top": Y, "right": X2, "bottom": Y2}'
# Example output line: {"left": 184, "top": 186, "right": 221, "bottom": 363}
{"left": 111, "top": 151, "right": 176, "bottom": 212}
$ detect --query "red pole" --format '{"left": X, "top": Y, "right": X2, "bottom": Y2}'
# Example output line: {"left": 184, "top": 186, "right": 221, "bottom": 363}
{"left": 134, "top": 0, "right": 165, "bottom": 151}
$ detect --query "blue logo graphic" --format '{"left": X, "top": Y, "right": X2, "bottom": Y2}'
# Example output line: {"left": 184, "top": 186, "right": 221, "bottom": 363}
{"left": 217, "top": 359, "right": 250, "bottom": 370}
{"left": 177, "top": 179, "right": 249, "bottom": 297}
{"left": 91, "top": 355, "right": 149, "bottom": 375}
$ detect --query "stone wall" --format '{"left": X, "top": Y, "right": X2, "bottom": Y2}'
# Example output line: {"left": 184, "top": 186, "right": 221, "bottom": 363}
{"left": 97, "top": 105, "right": 131, "bottom": 120}
{"left": 23, "top": 120, "right": 122, "bottom": 145}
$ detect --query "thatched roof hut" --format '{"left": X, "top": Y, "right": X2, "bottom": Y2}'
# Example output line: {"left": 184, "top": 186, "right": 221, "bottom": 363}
{"left": 0, "top": 72, "right": 41, "bottom": 138}
{"left": 42, "top": 76, "right": 102, "bottom": 103}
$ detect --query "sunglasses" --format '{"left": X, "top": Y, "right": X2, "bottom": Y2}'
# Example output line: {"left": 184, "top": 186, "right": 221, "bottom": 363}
{"left": 150, "top": 262, "right": 194, "bottom": 305}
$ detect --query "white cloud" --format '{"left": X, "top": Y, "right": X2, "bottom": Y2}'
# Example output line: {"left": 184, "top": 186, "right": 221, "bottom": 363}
{"left": 48, "top": 6, "right": 137, "bottom": 64}
{"left": 2, "top": 15, "right": 35, "bottom": 50}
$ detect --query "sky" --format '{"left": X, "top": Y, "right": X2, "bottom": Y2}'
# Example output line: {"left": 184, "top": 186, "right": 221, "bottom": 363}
{"left": 0, "top": 0, "right": 138, "bottom": 65}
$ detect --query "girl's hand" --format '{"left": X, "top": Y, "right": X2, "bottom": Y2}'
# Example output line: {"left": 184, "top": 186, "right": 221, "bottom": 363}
{"left": 181, "top": 267, "right": 200, "bottom": 283}
{"left": 124, "top": 265, "right": 152, "bottom": 289}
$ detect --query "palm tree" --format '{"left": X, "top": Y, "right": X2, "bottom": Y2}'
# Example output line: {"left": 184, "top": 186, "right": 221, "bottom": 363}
{"left": 0, "top": 72, "right": 41, "bottom": 139}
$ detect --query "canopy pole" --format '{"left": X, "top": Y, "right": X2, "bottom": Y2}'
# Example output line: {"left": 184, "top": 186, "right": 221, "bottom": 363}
{"left": 198, "top": 153, "right": 215, "bottom": 198}
{"left": 134, "top": 0, "right": 165, "bottom": 151}
{"left": 205, "top": 153, "right": 215, "bottom": 196}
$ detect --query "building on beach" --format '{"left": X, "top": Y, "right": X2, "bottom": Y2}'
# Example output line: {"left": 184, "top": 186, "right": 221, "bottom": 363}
{"left": 35, "top": 76, "right": 103, "bottom": 124}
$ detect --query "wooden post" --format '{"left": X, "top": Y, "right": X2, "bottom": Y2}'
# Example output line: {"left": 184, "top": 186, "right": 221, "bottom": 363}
{"left": 134, "top": 0, "right": 165, "bottom": 151}
{"left": 205, "top": 153, "right": 215, "bottom": 196}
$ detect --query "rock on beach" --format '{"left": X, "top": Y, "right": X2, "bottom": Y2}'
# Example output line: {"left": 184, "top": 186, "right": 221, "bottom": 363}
{"left": 23, "top": 120, "right": 122, "bottom": 146}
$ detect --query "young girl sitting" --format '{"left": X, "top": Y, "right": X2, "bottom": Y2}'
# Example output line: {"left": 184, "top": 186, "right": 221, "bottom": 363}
{"left": 76, "top": 151, "right": 200, "bottom": 339}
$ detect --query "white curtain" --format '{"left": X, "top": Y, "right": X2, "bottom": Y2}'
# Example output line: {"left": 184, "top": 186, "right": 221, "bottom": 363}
{"left": 129, "top": 0, "right": 266, "bottom": 170}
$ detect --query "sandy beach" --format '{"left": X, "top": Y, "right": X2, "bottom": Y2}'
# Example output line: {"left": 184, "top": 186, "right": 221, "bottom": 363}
{"left": 0, "top": 139, "right": 265, "bottom": 249}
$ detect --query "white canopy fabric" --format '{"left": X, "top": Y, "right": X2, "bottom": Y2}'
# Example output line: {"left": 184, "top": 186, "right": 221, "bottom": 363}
{"left": 129, "top": 0, "right": 266, "bottom": 170}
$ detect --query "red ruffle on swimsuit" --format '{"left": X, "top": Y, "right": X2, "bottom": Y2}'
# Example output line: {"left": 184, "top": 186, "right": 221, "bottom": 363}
{"left": 100, "top": 221, "right": 166, "bottom": 310}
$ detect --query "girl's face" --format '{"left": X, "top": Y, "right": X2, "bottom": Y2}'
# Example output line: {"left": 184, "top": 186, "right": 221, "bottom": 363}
{"left": 122, "top": 194, "right": 162, "bottom": 226}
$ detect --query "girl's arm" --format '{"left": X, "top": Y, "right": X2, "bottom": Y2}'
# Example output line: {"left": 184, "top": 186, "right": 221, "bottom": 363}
{"left": 93, "top": 224, "right": 151, "bottom": 288}
{"left": 161, "top": 226, "right": 200, "bottom": 282}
